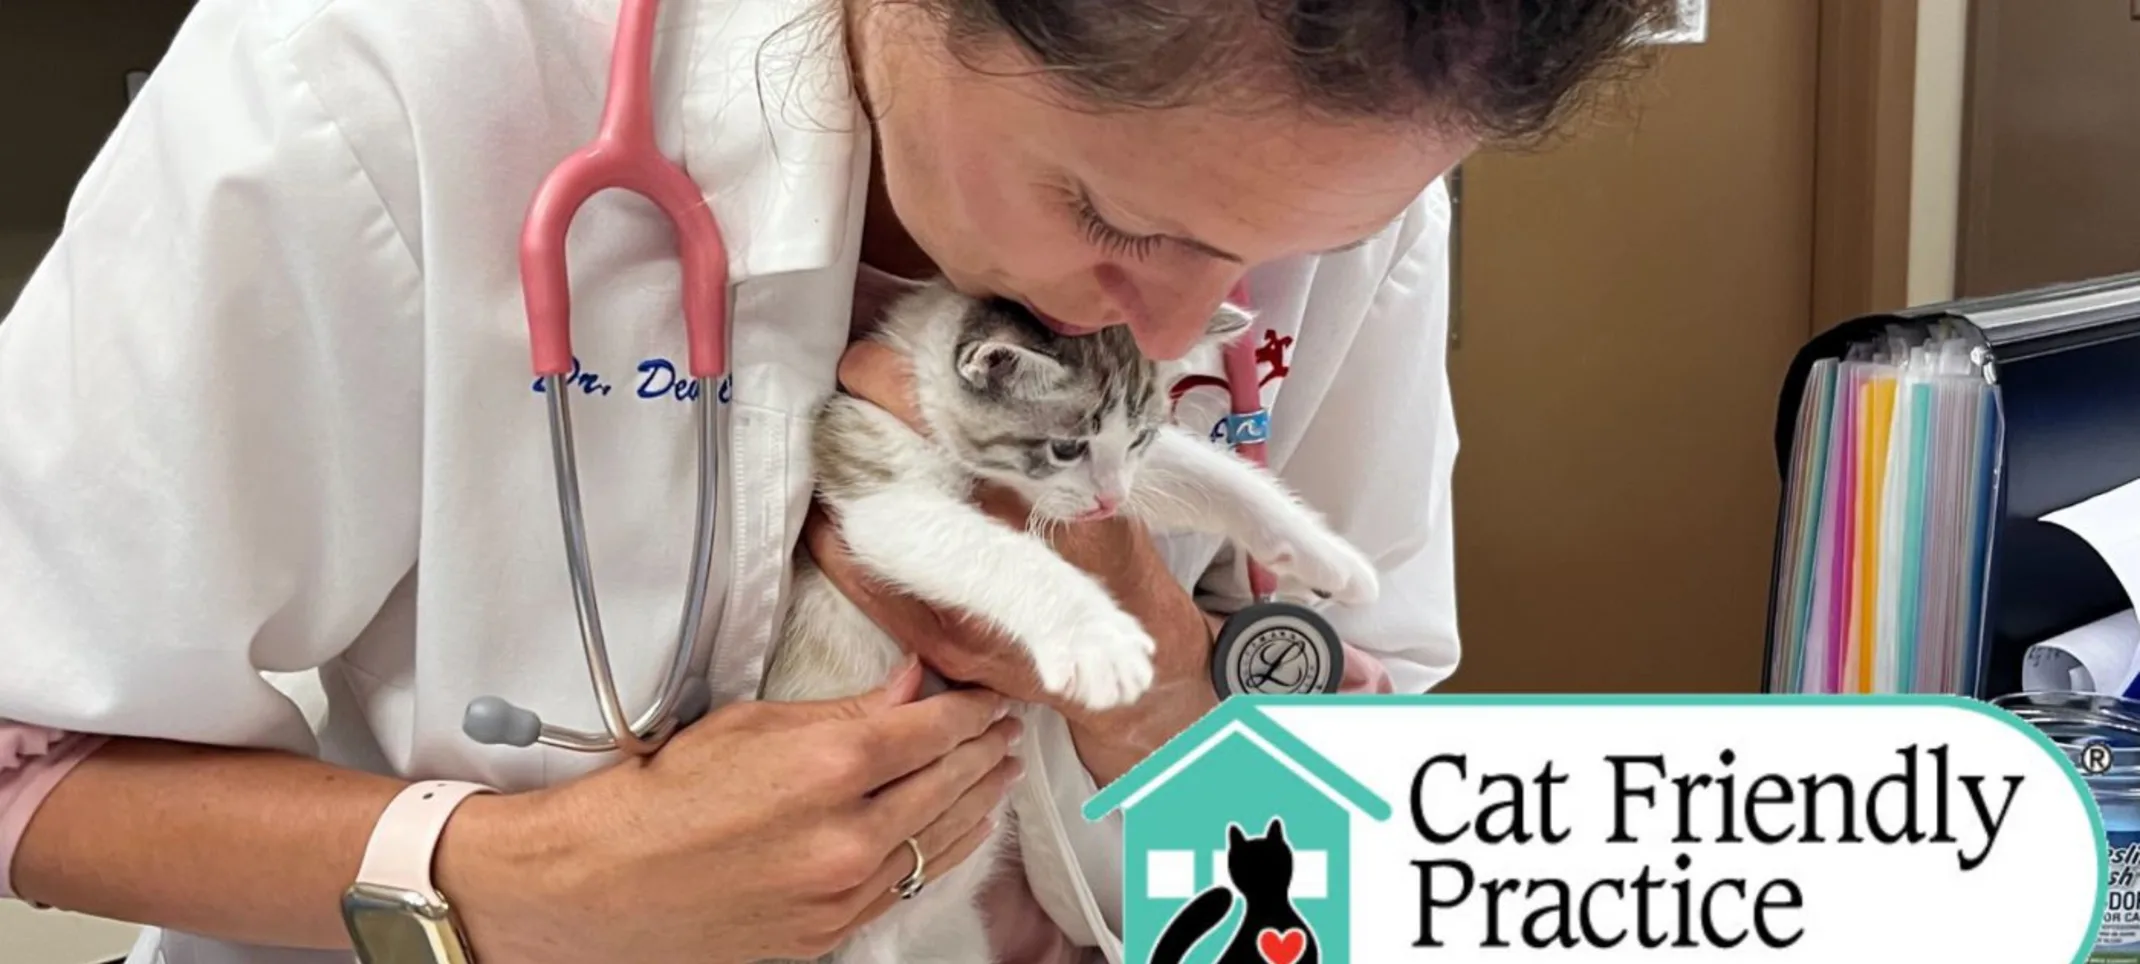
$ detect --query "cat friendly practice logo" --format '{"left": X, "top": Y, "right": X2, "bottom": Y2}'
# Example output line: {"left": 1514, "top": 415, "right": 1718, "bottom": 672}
{"left": 1086, "top": 695, "right": 2107, "bottom": 963}
{"left": 1085, "top": 704, "right": 1386, "bottom": 964}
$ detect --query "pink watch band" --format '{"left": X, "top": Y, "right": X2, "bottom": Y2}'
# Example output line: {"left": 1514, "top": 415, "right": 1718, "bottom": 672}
{"left": 357, "top": 780, "right": 496, "bottom": 895}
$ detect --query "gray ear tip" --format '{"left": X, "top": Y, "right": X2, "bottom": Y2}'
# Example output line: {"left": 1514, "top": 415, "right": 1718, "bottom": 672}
{"left": 1211, "top": 302, "right": 1257, "bottom": 335}
{"left": 463, "top": 696, "right": 542, "bottom": 747}
{"left": 677, "top": 678, "right": 713, "bottom": 727}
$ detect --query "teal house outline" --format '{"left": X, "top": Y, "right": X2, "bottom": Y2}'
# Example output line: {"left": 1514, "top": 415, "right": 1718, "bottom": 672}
{"left": 1084, "top": 701, "right": 1393, "bottom": 964}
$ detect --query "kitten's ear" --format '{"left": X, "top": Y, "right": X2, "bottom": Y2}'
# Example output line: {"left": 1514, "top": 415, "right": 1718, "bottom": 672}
{"left": 1203, "top": 301, "right": 1256, "bottom": 347}
{"left": 957, "top": 339, "right": 1066, "bottom": 395}
{"left": 1227, "top": 823, "right": 1247, "bottom": 847}
{"left": 1266, "top": 817, "right": 1286, "bottom": 842}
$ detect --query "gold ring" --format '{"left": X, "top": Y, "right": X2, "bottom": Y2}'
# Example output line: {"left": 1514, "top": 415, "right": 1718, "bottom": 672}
{"left": 892, "top": 837, "right": 927, "bottom": 900}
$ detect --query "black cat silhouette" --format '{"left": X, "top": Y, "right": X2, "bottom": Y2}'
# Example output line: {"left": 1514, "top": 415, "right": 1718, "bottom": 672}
{"left": 1148, "top": 817, "right": 1319, "bottom": 964}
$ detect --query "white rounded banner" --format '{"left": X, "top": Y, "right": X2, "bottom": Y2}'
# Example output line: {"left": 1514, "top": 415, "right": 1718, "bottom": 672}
{"left": 1088, "top": 695, "right": 2103, "bottom": 964}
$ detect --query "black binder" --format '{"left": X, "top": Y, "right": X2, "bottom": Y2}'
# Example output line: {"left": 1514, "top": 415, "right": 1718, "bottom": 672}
{"left": 1765, "top": 271, "right": 2140, "bottom": 700}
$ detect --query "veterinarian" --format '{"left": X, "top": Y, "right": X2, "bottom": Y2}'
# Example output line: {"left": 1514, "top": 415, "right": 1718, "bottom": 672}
{"left": 0, "top": 1, "right": 1668, "bottom": 961}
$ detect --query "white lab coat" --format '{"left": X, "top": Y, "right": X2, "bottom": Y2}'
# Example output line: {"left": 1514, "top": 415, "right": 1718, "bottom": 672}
{"left": 0, "top": 0, "right": 1458, "bottom": 961}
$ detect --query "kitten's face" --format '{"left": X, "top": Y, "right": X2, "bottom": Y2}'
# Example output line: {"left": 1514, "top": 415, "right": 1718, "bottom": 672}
{"left": 936, "top": 297, "right": 1250, "bottom": 522}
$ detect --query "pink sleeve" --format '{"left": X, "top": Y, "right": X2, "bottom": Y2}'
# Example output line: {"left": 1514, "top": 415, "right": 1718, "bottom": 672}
{"left": 1338, "top": 642, "right": 1395, "bottom": 694}
{"left": 0, "top": 723, "right": 109, "bottom": 902}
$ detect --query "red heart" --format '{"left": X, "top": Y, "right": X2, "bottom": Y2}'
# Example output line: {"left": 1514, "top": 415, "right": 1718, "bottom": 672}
{"left": 1257, "top": 927, "right": 1306, "bottom": 964}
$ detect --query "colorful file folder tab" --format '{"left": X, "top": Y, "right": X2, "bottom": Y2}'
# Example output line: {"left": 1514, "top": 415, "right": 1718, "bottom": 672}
{"left": 1770, "top": 322, "right": 2000, "bottom": 695}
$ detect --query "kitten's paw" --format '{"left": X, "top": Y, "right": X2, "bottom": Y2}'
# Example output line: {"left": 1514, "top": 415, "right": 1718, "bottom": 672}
{"left": 1258, "top": 525, "right": 1381, "bottom": 606}
{"left": 1029, "top": 611, "right": 1156, "bottom": 711}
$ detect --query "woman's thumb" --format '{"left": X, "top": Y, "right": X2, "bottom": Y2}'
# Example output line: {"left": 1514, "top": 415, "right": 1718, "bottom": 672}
{"left": 873, "top": 655, "right": 926, "bottom": 706}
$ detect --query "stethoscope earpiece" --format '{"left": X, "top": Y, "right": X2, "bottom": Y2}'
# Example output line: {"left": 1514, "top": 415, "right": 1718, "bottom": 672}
{"left": 463, "top": 696, "right": 544, "bottom": 748}
{"left": 464, "top": 667, "right": 715, "bottom": 751}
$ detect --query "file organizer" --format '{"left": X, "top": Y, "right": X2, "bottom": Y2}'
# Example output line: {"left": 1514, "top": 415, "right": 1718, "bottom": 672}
{"left": 1763, "top": 271, "right": 2140, "bottom": 700}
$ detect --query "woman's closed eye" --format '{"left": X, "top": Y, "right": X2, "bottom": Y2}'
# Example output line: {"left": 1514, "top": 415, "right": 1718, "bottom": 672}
{"left": 1069, "top": 189, "right": 1164, "bottom": 262}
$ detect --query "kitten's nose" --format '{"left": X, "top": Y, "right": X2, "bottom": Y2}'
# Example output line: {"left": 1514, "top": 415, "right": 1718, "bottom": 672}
{"left": 1078, "top": 493, "right": 1122, "bottom": 521}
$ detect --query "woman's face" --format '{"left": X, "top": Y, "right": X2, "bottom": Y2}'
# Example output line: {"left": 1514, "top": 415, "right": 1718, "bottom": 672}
{"left": 856, "top": 7, "right": 1474, "bottom": 361}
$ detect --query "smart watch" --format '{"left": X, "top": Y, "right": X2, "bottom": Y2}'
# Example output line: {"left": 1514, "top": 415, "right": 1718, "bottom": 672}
{"left": 1209, "top": 600, "right": 1346, "bottom": 697}
{"left": 342, "top": 780, "right": 496, "bottom": 964}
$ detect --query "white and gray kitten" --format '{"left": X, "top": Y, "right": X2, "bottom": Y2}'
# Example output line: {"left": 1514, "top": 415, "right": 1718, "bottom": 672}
{"left": 760, "top": 282, "right": 1379, "bottom": 964}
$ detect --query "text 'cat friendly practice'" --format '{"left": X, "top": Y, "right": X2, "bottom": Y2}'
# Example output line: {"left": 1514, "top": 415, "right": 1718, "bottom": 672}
{"left": 1404, "top": 745, "right": 2024, "bottom": 950}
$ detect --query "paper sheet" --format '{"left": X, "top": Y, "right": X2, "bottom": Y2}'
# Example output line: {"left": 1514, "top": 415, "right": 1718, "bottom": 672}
{"left": 2043, "top": 476, "right": 2140, "bottom": 620}
{"left": 2022, "top": 609, "right": 2140, "bottom": 694}
{"left": 2036, "top": 478, "right": 2140, "bottom": 695}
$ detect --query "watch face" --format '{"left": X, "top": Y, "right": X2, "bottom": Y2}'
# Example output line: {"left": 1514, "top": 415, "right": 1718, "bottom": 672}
{"left": 342, "top": 884, "right": 476, "bottom": 964}
{"left": 1211, "top": 603, "right": 1344, "bottom": 696}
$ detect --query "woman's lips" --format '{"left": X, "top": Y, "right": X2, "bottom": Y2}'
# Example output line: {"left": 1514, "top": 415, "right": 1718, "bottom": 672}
{"left": 1022, "top": 301, "right": 1087, "bottom": 336}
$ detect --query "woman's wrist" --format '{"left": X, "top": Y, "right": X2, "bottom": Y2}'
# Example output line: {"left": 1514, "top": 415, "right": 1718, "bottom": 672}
{"left": 1041, "top": 513, "right": 1226, "bottom": 786}
{"left": 434, "top": 789, "right": 577, "bottom": 955}
{"left": 1061, "top": 600, "right": 1223, "bottom": 786}
{"left": 1065, "top": 675, "right": 1219, "bottom": 787}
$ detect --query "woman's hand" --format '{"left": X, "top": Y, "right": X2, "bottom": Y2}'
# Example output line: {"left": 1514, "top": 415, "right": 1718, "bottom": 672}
{"left": 438, "top": 660, "right": 1022, "bottom": 964}
{"left": 803, "top": 341, "right": 1220, "bottom": 785}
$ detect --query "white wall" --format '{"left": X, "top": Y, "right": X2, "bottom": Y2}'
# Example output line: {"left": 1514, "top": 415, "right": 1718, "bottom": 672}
{"left": 1907, "top": 0, "right": 1969, "bottom": 306}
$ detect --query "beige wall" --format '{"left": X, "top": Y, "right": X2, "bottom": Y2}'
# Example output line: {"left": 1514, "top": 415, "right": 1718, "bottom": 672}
{"left": 1907, "top": 0, "right": 1967, "bottom": 306}
{"left": 1444, "top": 2, "right": 1824, "bottom": 693}
{"left": 1952, "top": 0, "right": 2140, "bottom": 295}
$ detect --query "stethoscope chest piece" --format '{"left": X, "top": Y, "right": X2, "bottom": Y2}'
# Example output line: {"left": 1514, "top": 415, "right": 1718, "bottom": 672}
{"left": 1210, "top": 600, "right": 1345, "bottom": 697}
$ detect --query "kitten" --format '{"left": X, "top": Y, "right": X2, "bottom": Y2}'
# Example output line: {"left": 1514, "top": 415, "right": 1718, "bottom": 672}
{"left": 760, "top": 282, "right": 1379, "bottom": 964}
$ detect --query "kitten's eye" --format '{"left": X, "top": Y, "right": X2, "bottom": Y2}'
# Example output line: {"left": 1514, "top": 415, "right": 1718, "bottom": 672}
{"left": 1048, "top": 439, "right": 1089, "bottom": 463}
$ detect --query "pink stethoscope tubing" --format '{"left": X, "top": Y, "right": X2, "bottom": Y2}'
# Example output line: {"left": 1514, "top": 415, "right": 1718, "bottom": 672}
{"left": 462, "top": 0, "right": 726, "bottom": 758}
{"left": 1209, "top": 279, "right": 1345, "bottom": 695}
{"left": 1222, "top": 280, "right": 1280, "bottom": 601}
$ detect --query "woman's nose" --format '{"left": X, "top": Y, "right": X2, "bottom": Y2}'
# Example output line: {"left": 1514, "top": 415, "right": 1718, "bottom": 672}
{"left": 1098, "top": 265, "right": 1239, "bottom": 360}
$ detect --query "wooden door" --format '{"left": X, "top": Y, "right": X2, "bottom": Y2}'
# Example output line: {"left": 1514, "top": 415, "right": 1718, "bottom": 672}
{"left": 1438, "top": 2, "right": 1824, "bottom": 693}
{"left": 1957, "top": 0, "right": 2140, "bottom": 296}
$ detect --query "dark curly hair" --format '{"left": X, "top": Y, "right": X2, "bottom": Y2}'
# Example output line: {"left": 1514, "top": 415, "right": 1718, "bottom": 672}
{"left": 923, "top": 0, "right": 1678, "bottom": 145}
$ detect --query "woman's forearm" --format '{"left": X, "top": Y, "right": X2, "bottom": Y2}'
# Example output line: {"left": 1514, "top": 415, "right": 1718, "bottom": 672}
{"left": 1064, "top": 612, "right": 1225, "bottom": 787}
{"left": 12, "top": 737, "right": 437, "bottom": 950}
{"left": 1025, "top": 501, "right": 1227, "bottom": 787}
